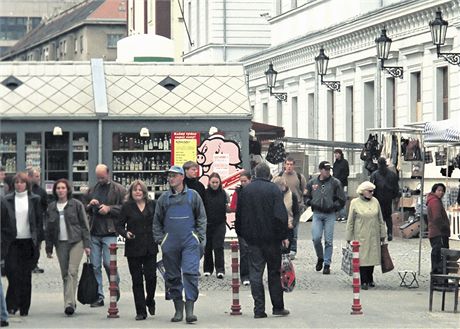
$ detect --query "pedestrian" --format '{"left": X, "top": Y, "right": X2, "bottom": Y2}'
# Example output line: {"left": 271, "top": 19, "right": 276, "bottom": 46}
{"left": 28, "top": 168, "right": 48, "bottom": 274}
{"left": 332, "top": 149, "right": 349, "bottom": 222}
{"left": 305, "top": 161, "right": 346, "bottom": 274}
{"left": 272, "top": 176, "right": 300, "bottom": 259}
{"left": 277, "top": 157, "right": 307, "bottom": 259}
{"left": 235, "top": 162, "right": 290, "bottom": 319}
{"left": 203, "top": 172, "right": 229, "bottom": 279}
{"left": 153, "top": 165, "right": 206, "bottom": 323}
{"left": 229, "top": 171, "right": 251, "bottom": 285}
{"left": 85, "top": 164, "right": 126, "bottom": 307}
{"left": 1, "top": 195, "right": 17, "bottom": 327}
{"left": 426, "top": 183, "right": 450, "bottom": 274}
{"left": 115, "top": 180, "right": 158, "bottom": 321}
{"left": 45, "top": 179, "right": 91, "bottom": 315}
{"left": 3, "top": 172, "right": 43, "bottom": 316}
{"left": 345, "top": 181, "right": 386, "bottom": 290}
{"left": 370, "top": 157, "right": 400, "bottom": 241}
{"left": 183, "top": 161, "right": 206, "bottom": 201}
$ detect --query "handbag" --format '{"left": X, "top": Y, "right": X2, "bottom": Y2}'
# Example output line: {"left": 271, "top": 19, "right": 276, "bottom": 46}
{"left": 280, "top": 252, "right": 296, "bottom": 292}
{"left": 424, "top": 150, "right": 433, "bottom": 164}
{"left": 381, "top": 243, "right": 394, "bottom": 273}
{"left": 341, "top": 243, "right": 353, "bottom": 276}
{"left": 77, "top": 258, "right": 99, "bottom": 305}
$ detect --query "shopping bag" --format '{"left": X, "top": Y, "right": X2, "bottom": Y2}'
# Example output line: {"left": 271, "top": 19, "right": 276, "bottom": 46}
{"left": 280, "top": 252, "right": 296, "bottom": 292}
{"left": 381, "top": 243, "right": 394, "bottom": 273}
{"left": 341, "top": 244, "right": 353, "bottom": 276}
{"left": 77, "top": 258, "right": 99, "bottom": 305}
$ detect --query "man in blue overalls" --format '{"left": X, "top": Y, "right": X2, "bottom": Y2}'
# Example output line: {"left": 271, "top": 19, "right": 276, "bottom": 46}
{"left": 153, "top": 165, "right": 206, "bottom": 323}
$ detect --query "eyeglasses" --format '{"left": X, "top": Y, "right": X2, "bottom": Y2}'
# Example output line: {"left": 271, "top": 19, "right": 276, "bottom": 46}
{"left": 366, "top": 190, "right": 374, "bottom": 193}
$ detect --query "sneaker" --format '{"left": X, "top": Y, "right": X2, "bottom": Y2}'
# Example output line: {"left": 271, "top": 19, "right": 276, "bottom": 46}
{"left": 289, "top": 252, "right": 296, "bottom": 260}
{"left": 323, "top": 265, "right": 330, "bottom": 275}
{"left": 203, "top": 272, "right": 211, "bottom": 277}
{"left": 315, "top": 258, "right": 324, "bottom": 271}
{"left": 0, "top": 320, "right": 9, "bottom": 327}
{"left": 242, "top": 280, "right": 250, "bottom": 286}
{"left": 90, "top": 298, "right": 104, "bottom": 308}
{"left": 32, "top": 266, "right": 44, "bottom": 274}
{"left": 272, "top": 309, "right": 290, "bottom": 316}
{"left": 216, "top": 272, "right": 224, "bottom": 279}
{"left": 254, "top": 312, "right": 268, "bottom": 319}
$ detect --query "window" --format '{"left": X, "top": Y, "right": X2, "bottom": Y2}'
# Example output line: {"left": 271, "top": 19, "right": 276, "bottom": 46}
{"left": 385, "top": 78, "right": 396, "bottom": 127}
{"left": 63, "top": 40, "right": 67, "bottom": 56}
{"left": 74, "top": 37, "right": 78, "bottom": 53}
{"left": 262, "top": 103, "right": 268, "bottom": 123}
{"left": 345, "top": 86, "right": 354, "bottom": 142}
{"left": 80, "top": 35, "right": 83, "bottom": 53}
{"left": 307, "top": 93, "right": 314, "bottom": 138}
{"left": 442, "top": 67, "right": 448, "bottom": 120}
{"left": 435, "top": 67, "right": 448, "bottom": 120}
{"left": 363, "top": 81, "right": 375, "bottom": 140}
{"left": 107, "top": 34, "right": 124, "bottom": 48}
{"left": 0, "top": 16, "right": 41, "bottom": 41}
{"left": 410, "top": 71, "right": 422, "bottom": 121}
{"left": 277, "top": 100, "right": 283, "bottom": 127}
{"left": 327, "top": 90, "right": 334, "bottom": 141}
{"left": 291, "top": 97, "right": 298, "bottom": 137}
{"left": 156, "top": 0, "right": 171, "bottom": 38}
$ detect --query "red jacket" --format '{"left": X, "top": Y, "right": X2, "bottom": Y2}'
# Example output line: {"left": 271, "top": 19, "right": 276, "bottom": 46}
{"left": 426, "top": 193, "right": 451, "bottom": 238}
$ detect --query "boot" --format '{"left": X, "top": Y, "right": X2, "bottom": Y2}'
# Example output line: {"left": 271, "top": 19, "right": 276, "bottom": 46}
{"left": 170, "top": 300, "right": 184, "bottom": 322}
{"left": 185, "top": 300, "right": 197, "bottom": 323}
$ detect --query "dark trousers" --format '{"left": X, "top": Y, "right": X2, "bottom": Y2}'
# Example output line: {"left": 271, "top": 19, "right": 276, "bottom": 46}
{"left": 203, "top": 224, "right": 226, "bottom": 274}
{"left": 429, "top": 236, "right": 450, "bottom": 274}
{"left": 380, "top": 200, "right": 393, "bottom": 237}
{"left": 127, "top": 254, "right": 157, "bottom": 316}
{"left": 238, "top": 236, "right": 249, "bottom": 282}
{"left": 359, "top": 266, "right": 374, "bottom": 284}
{"left": 248, "top": 242, "right": 284, "bottom": 314}
{"left": 5, "top": 239, "right": 37, "bottom": 314}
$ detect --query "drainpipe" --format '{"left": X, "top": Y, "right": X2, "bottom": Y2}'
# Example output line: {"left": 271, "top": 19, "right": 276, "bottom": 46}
{"left": 98, "top": 119, "right": 103, "bottom": 164}
{"left": 223, "top": 0, "right": 227, "bottom": 62}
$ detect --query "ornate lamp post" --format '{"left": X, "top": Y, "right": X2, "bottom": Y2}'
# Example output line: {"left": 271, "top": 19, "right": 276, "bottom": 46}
{"left": 429, "top": 8, "right": 460, "bottom": 66}
{"left": 264, "top": 63, "right": 287, "bottom": 102}
{"left": 375, "top": 28, "right": 403, "bottom": 79}
{"left": 315, "top": 48, "right": 340, "bottom": 92}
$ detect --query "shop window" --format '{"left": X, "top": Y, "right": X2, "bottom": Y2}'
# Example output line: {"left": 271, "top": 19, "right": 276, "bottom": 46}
{"left": 112, "top": 132, "right": 171, "bottom": 192}
{"left": 44, "top": 132, "right": 69, "bottom": 181}
{"left": 0, "top": 133, "right": 17, "bottom": 174}
{"left": 25, "top": 133, "right": 42, "bottom": 171}
{"left": 72, "top": 133, "right": 89, "bottom": 194}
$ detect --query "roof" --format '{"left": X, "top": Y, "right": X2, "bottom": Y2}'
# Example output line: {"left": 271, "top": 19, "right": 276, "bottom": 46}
{"left": 0, "top": 61, "right": 251, "bottom": 119}
{"left": 2, "top": 0, "right": 126, "bottom": 59}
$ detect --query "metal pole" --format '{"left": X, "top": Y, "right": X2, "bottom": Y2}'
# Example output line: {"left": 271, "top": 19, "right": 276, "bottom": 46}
{"left": 376, "top": 62, "right": 382, "bottom": 128}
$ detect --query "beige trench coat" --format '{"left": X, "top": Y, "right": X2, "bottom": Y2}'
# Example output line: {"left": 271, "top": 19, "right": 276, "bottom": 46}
{"left": 345, "top": 196, "right": 386, "bottom": 266}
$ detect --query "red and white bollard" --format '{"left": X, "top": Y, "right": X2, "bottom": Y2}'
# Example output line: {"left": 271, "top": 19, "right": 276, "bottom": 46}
{"left": 230, "top": 240, "right": 242, "bottom": 315}
{"left": 107, "top": 243, "right": 119, "bottom": 318}
{"left": 350, "top": 240, "right": 363, "bottom": 315}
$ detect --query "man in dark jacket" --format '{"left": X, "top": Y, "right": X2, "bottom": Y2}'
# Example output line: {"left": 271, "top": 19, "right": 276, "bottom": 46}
{"left": 85, "top": 164, "right": 126, "bottom": 307}
{"left": 305, "top": 161, "right": 346, "bottom": 275}
{"left": 28, "top": 168, "right": 48, "bottom": 274}
{"left": 183, "top": 161, "right": 206, "bottom": 202}
{"left": 332, "top": 149, "right": 349, "bottom": 222}
{"left": 235, "top": 163, "right": 290, "bottom": 319}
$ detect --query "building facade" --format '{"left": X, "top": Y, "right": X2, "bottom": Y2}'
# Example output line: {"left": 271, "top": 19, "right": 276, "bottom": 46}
{"left": 1, "top": 0, "right": 127, "bottom": 61}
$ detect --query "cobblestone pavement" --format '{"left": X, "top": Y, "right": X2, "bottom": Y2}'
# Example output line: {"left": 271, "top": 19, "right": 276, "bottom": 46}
{"left": 3, "top": 221, "right": 459, "bottom": 328}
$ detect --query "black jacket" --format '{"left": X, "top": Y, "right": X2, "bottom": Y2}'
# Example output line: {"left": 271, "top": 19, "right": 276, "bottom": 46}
{"left": 1, "top": 195, "right": 17, "bottom": 261}
{"left": 45, "top": 198, "right": 91, "bottom": 254}
{"left": 3, "top": 191, "right": 43, "bottom": 246}
{"left": 235, "top": 178, "right": 288, "bottom": 245}
{"left": 203, "top": 188, "right": 227, "bottom": 227}
{"left": 184, "top": 176, "right": 206, "bottom": 202}
{"left": 116, "top": 199, "right": 158, "bottom": 257}
{"left": 305, "top": 175, "right": 346, "bottom": 213}
{"left": 333, "top": 158, "right": 349, "bottom": 187}
{"left": 370, "top": 168, "right": 399, "bottom": 203}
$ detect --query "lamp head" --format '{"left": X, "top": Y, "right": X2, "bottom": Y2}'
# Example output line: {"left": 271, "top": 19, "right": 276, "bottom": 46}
{"left": 429, "top": 8, "right": 448, "bottom": 46}
{"left": 315, "top": 47, "right": 329, "bottom": 76}
{"left": 264, "top": 62, "right": 278, "bottom": 89}
{"left": 375, "top": 28, "right": 392, "bottom": 60}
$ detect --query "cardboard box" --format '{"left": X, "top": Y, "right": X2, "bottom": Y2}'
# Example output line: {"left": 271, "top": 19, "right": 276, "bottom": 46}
{"left": 399, "top": 197, "right": 416, "bottom": 208}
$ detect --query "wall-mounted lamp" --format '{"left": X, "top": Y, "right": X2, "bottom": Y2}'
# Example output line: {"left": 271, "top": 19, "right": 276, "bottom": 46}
{"left": 429, "top": 8, "right": 460, "bottom": 66}
{"left": 375, "top": 28, "right": 403, "bottom": 79}
{"left": 264, "top": 63, "right": 287, "bottom": 102}
{"left": 53, "top": 126, "right": 63, "bottom": 136}
{"left": 315, "top": 48, "right": 341, "bottom": 92}
{"left": 139, "top": 127, "right": 150, "bottom": 137}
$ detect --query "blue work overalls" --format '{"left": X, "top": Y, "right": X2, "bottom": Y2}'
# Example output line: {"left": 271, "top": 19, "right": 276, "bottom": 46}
{"left": 161, "top": 190, "right": 201, "bottom": 301}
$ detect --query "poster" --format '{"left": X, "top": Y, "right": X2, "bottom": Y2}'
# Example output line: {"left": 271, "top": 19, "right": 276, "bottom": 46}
{"left": 171, "top": 132, "right": 200, "bottom": 166}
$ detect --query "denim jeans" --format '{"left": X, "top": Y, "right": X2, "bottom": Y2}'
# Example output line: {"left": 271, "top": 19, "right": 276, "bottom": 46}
{"left": 89, "top": 235, "right": 120, "bottom": 300}
{"left": 0, "top": 265, "right": 7, "bottom": 322}
{"left": 289, "top": 222, "right": 299, "bottom": 253}
{"left": 311, "top": 212, "right": 336, "bottom": 266}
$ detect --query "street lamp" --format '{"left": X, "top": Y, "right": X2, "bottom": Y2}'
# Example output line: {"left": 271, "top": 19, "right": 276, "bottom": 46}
{"left": 264, "top": 63, "right": 287, "bottom": 102}
{"left": 375, "top": 28, "right": 403, "bottom": 79}
{"left": 315, "top": 48, "right": 341, "bottom": 92}
{"left": 429, "top": 8, "right": 460, "bottom": 66}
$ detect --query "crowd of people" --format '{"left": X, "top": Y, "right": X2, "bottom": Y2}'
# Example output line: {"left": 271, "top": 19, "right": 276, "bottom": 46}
{"left": 0, "top": 148, "right": 453, "bottom": 326}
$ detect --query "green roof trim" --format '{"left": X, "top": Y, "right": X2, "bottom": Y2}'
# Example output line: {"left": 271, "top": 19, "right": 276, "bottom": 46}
{"left": 133, "top": 56, "right": 174, "bottom": 62}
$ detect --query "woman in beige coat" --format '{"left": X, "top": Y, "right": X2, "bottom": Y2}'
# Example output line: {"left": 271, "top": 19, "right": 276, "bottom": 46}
{"left": 346, "top": 181, "right": 386, "bottom": 290}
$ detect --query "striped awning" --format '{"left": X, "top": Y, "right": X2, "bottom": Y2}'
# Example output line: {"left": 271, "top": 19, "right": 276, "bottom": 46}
{"left": 423, "top": 119, "right": 460, "bottom": 143}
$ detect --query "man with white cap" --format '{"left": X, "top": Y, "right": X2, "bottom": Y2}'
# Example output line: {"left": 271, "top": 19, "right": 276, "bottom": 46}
{"left": 153, "top": 165, "right": 206, "bottom": 323}
{"left": 305, "top": 161, "right": 346, "bottom": 274}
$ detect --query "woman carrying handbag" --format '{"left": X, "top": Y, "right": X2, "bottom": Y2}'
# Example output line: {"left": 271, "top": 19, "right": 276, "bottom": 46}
{"left": 346, "top": 181, "right": 387, "bottom": 290}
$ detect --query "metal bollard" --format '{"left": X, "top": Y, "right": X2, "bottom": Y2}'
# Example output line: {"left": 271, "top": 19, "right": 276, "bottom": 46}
{"left": 230, "top": 240, "right": 242, "bottom": 315}
{"left": 107, "top": 243, "right": 119, "bottom": 318}
{"left": 350, "top": 240, "right": 363, "bottom": 315}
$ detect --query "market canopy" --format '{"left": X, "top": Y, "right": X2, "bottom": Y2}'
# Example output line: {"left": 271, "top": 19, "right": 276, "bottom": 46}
{"left": 423, "top": 119, "right": 460, "bottom": 143}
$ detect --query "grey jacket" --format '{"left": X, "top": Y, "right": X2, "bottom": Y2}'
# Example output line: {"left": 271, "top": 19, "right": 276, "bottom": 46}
{"left": 152, "top": 186, "right": 207, "bottom": 244}
{"left": 305, "top": 175, "right": 346, "bottom": 213}
{"left": 45, "top": 198, "right": 91, "bottom": 254}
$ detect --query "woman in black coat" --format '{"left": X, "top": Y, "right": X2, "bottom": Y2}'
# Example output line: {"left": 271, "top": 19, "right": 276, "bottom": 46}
{"left": 3, "top": 172, "right": 43, "bottom": 316}
{"left": 116, "top": 180, "right": 158, "bottom": 321}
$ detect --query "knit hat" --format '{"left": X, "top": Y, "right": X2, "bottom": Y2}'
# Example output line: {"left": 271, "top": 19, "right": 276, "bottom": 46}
{"left": 356, "top": 181, "right": 376, "bottom": 195}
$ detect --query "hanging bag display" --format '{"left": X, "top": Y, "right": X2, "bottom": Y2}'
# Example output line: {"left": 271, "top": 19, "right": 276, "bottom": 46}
{"left": 424, "top": 150, "right": 433, "bottom": 164}
{"left": 341, "top": 243, "right": 353, "bottom": 276}
{"left": 411, "top": 161, "right": 424, "bottom": 179}
{"left": 77, "top": 258, "right": 99, "bottom": 305}
{"left": 435, "top": 148, "right": 447, "bottom": 166}
{"left": 265, "top": 141, "right": 286, "bottom": 164}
